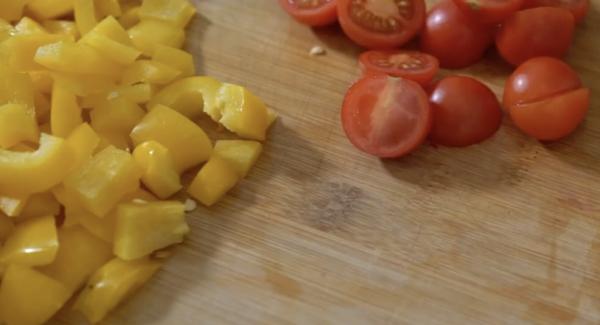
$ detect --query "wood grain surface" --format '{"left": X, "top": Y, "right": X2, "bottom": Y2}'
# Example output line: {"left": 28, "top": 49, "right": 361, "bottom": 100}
{"left": 53, "top": 0, "right": 600, "bottom": 324}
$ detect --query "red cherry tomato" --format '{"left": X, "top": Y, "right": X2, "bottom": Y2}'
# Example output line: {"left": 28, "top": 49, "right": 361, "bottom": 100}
{"left": 420, "top": 0, "right": 493, "bottom": 69}
{"left": 522, "top": 0, "right": 589, "bottom": 23}
{"left": 429, "top": 76, "right": 502, "bottom": 147}
{"left": 341, "top": 75, "right": 432, "bottom": 158}
{"left": 358, "top": 50, "right": 439, "bottom": 86}
{"left": 452, "top": 0, "right": 523, "bottom": 24}
{"left": 496, "top": 7, "right": 575, "bottom": 66}
{"left": 504, "top": 57, "right": 589, "bottom": 141}
{"left": 337, "top": 0, "right": 426, "bottom": 49}
{"left": 278, "top": 0, "right": 338, "bottom": 26}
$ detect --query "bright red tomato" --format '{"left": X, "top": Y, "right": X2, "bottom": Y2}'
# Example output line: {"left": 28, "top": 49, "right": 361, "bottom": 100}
{"left": 359, "top": 50, "right": 439, "bottom": 86}
{"left": 504, "top": 57, "right": 589, "bottom": 141}
{"left": 496, "top": 7, "right": 575, "bottom": 66}
{"left": 420, "top": 0, "right": 493, "bottom": 69}
{"left": 341, "top": 75, "right": 432, "bottom": 158}
{"left": 337, "top": 0, "right": 426, "bottom": 49}
{"left": 522, "top": 0, "right": 589, "bottom": 23}
{"left": 429, "top": 76, "right": 502, "bottom": 147}
{"left": 278, "top": 0, "right": 338, "bottom": 26}
{"left": 452, "top": 0, "right": 523, "bottom": 24}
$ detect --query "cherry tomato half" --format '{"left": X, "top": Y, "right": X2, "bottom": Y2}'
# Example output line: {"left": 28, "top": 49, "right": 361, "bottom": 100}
{"left": 504, "top": 57, "right": 589, "bottom": 141}
{"left": 452, "top": 0, "right": 523, "bottom": 24}
{"left": 420, "top": 0, "right": 493, "bottom": 69}
{"left": 522, "top": 0, "right": 589, "bottom": 23}
{"left": 278, "top": 0, "right": 338, "bottom": 27}
{"left": 341, "top": 75, "right": 432, "bottom": 158}
{"left": 359, "top": 50, "right": 439, "bottom": 86}
{"left": 337, "top": 0, "right": 426, "bottom": 49}
{"left": 429, "top": 76, "right": 502, "bottom": 147}
{"left": 496, "top": 7, "right": 575, "bottom": 66}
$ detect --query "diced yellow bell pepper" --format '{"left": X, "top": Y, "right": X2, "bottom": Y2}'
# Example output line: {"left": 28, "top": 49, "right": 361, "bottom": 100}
{"left": 51, "top": 82, "right": 82, "bottom": 138}
{"left": 0, "top": 19, "right": 14, "bottom": 42}
{"left": 3, "top": 34, "right": 67, "bottom": 71}
{"left": 39, "top": 225, "right": 113, "bottom": 292}
{"left": 74, "top": 0, "right": 98, "bottom": 35}
{"left": 0, "top": 215, "right": 58, "bottom": 266}
{"left": 65, "top": 123, "right": 101, "bottom": 172}
{"left": 27, "top": 0, "right": 74, "bottom": 20}
{"left": 114, "top": 201, "right": 188, "bottom": 260}
{"left": 213, "top": 140, "right": 263, "bottom": 178}
{"left": 64, "top": 146, "right": 142, "bottom": 217}
{"left": 41, "top": 20, "right": 79, "bottom": 39}
{"left": 83, "top": 15, "right": 133, "bottom": 45}
{"left": 90, "top": 97, "right": 145, "bottom": 137}
{"left": 152, "top": 44, "right": 195, "bottom": 78}
{"left": 131, "top": 104, "right": 212, "bottom": 172}
{"left": 216, "top": 83, "right": 275, "bottom": 141}
{"left": 119, "top": 5, "right": 140, "bottom": 29}
{"left": 121, "top": 60, "right": 181, "bottom": 85}
{"left": 0, "top": 264, "right": 71, "bottom": 325}
{"left": 128, "top": 20, "right": 185, "bottom": 56}
{"left": 18, "top": 192, "right": 61, "bottom": 220}
{"left": 112, "top": 82, "right": 154, "bottom": 104}
{"left": 188, "top": 156, "right": 240, "bottom": 206}
{"left": 0, "top": 214, "right": 14, "bottom": 240}
{"left": 0, "top": 0, "right": 28, "bottom": 22}
{"left": 35, "top": 41, "right": 123, "bottom": 78}
{"left": 0, "top": 103, "right": 39, "bottom": 149}
{"left": 0, "top": 133, "right": 73, "bottom": 196}
{"left": 74, "top": 257, "right": 161, "bottom": 324}
{"left": 0, "top": 65, "right": 35, "bottom": 109}
{"left": 148, "top": 76, "right": 221, "bottom": 119}
{"left": 139, "top": 0, "right": 197, "bottom": 28}
{"left": 51, "top": 72, "right": 116, "bottom": 97}
{"left": 33, "top": 90, "right": 51, "bottom": 124}
{"left": 29, "top": 70, "right": 53, "bottom": 94}
{"left": 0, "top": 196, "right": 27, "bottom": 217}
{"left": 83, "top": 32, "right": 142, "bottom": 65}
{"left": 96, "top": 0, "right": 122, "bottom": 17}
{"left": 133, "top": 141, "right": 182, "bottom": 199}
{"left": 97, "top": 131, "right": 131, "bottom": 151}
{"left": 13, "top": 17, "right": 47, "bottom": 35}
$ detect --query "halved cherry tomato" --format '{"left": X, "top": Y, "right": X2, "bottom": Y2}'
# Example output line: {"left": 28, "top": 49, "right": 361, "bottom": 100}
{"left": 429, "top": 76, "right": 502, "bottom": 147}
{"left": 522, "top": 0, "right": 589, "bottom": 23}
{"left": 337, "top": 0, "right": 426, "bottom": 49}
{"left": 341, "top": 75, "right": 432, "bottom": 158}
{"left": 452, "top": 0, "right": 523, "bottom": 24}
{"left": 359, "top": 50, "right": 439, "bottom": 86}
{"left": 420, "top": 0, "right": 493, "bottom": 69}
{"left": 496, "top": 7, "right": 574, "bottom": 66}
{"left": 278, "top": 0, "right": 338, "bottom": 27}
{"left": 504, "top": 57, "right": 589, "bottom": 141}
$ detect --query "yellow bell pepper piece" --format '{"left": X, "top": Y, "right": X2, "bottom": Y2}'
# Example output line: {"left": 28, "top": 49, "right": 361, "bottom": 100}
{"left": 119, "top": 5, "right": 140, "bottom": 29}
{"left": 90, "top": 97, "right": 145, "bottom": 137}
{"left": 213, "top": 140, "right": 263, "bottom": 178}
{"left": 96, "top": 0, "right": 122, "bottom": 17}
{"left": 0, "top": 196, "right": 27, "bottom": 217}
{"left": 0, "top": 133, "right": 73, "bottom": 196}
{"left": 13, "top": 17, "right": 47, "bottom": 35}
{"left": 74, "top": 0, "right": 98, "bottom": 35}
{"left": 133, "top": 141, "right": 182, "bottom": 199}
{"left": 51, "top": 72, "right": 116, "bottom": 97}
{"left": 0, "top": 65, "right": 35, "bottom": 109}
{"left": 18, "top": 192, "right": 61, "bottom": 219}
{"left": 0, "top": 215, "right": 58, "bottom": 266}
{"left": 97, "top": 131, "right": 131, "bottom": 151}
{"left": 51, "top": 82, "right": 82, "bottom": 138}
{"left": 74, "top": 257, "right": 161, "bottom": 324}
{"left": 0, "top": 214, "right": 14, "bottom": 240}
{"left": 65, "top": 123, "right": 101, "bottom": 172}
{"left": 148, "top": 76, "right": 221, "bottom": 119}
{"left": 39, "top": 226, "right": 113, "bottom": 292}
{"left": 41, "top": 20, "right": 79, "bottom": 39}
{"left": 27, "top": 0, "right": 74, "bottom": 20}
{"left": 128, "top": 20, "right": 185, "bottom": 56}
{"left": 0, "top": 264, "right": 70, "bottom": 325}
{"left": 35, "top": 41, "right": 123, "bottom": 78}
{"left": 0, "top": 19, "right": 14, "bottom": 42}
{"left": 80, "top": 16, "right": 141, "bottom": 65}
{"left": 139, "top": 0, "right": 197, "bottom": 28}
{"left": 33, "top": 90, "right": 51, "bottom": 124}
{"left": 188, "top": 156, "right": 240, "bottom": 206}
{"left": 64, "top": 146, "right": 142, "bottom": 217}
{"left": 152, "top": 44, "right": 196, "bottom": 78}
{"left": 121, "top": 60, "right": 181, "bottom": 85}
{"left": 0, "top": 0, "right": 28, "bottom": 22}
{"left": 83, "top": 15, "right": 132, "bottom": 45}
{"left": 0, "top": 103, "right": 39, "bottom": 149}
{"left": 113, "top": 82, "right": 154, "bottom": 103}
{"left": 131, "top": 104, "right": 212, "bottom": 172}
{"left": 3, "top": 34, "right": 67, "bottom": 71}
{"left": 29, "top": 70, "right": 53, "bottom": 95}
{"left": 114, "top": 201, "right": 188, "bottom": 260}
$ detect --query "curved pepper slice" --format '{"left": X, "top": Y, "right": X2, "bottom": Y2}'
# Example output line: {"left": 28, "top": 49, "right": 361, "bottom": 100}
{"left": 133, "top": 141, "right": 182, "bottom": 199}
{"left": 0, "top": 215, "right": 58, "bottom": 266}
{"left": 147, "top": 76, "right": 221, "bottom": 119}
{"left": 0, "top": 103, "right": 39, "bottom": 149}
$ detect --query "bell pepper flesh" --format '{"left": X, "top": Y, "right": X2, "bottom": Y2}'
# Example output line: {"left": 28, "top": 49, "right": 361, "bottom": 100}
{"left": 0, "top": 215, "right": 58, "bottom": 266}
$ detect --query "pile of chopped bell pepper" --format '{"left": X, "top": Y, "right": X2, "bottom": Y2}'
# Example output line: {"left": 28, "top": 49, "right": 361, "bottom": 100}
{"left": 0, "top": 0, "right": 275, "bottom": 324}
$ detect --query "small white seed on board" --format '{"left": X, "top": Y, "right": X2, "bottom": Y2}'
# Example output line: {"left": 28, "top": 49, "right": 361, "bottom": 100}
{"left": 309, "top": 45, "right": 326, "bottom": 57}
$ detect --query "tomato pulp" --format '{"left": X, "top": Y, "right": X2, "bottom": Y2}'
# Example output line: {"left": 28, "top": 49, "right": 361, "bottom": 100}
{"left": 359, "top": 50, "right": 439, "bottom": 86}
{"left": 278, "top": 0, "right": 338, "bottom": 26}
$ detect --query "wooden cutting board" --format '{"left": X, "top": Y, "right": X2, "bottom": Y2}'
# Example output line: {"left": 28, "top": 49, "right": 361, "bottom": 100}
{"left": 54, "top": 1, "right": 600, "bottom": 324}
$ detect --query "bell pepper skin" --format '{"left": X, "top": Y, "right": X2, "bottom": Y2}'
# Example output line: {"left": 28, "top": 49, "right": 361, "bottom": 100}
{"left": 0, "top": 215, "right": 58, "bottom": 266}
{"left": 133, "top": 141, "right": 182, "bottom": 199}
{"left": 188, "top": 156, "right": 240, "bottom": 207}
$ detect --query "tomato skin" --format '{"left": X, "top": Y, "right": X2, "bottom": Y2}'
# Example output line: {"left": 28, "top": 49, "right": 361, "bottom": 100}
{"left": 359, "top": 51, "right": 439, "bottom": 86}
{"left": 278, "top": 0, "right": 338, "bottom": 27}
{"left": 452, "top": 0, "right": 524, "bottom": 24}
{"left": 496, "top": 7, "right": 575, "bottom": 66}
{"left": 420, "top": 0, "right": 493, "bottom": 69}
{"left": 341, "top": 75, "right": 432, "bottom": 158}
{"left": 337, "top": 0, "right": 426, "bottom": 49}
{"left": 429, "top": 76, "right": 502, "bottom": 147}
{"left": 521, "top": 0, "right": 589, "bottom": 23}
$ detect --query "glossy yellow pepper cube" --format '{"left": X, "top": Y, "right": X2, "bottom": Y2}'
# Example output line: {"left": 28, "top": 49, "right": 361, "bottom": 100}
{"left": 90, "top": 97, "right": 145, "bottom": 137}
{"left": 80, "top": 16, "right": 141, "bottom": 65}
{"left": 0, "top": 65, "right": 35, "bottom": 109}
{"left": 0, "top": 215, "right": 58, "bottom": 266}
{"left": 128, "top": 20, "right": 185, "bottom": 56}
{"left": 213, "top": 140, "right": 263, "bottom": 178}
{"left": 0, "top": 103, "right": 39, "bottom": 149}
{"left": 83, "top": 15, "right": 132, "bottom": 45}
{"left": 18, "top": 192, "right": 61, "bottom": 219}
{"left": 119, "top": 5, "right": 140, "bottom": 29}
{"left": 0, "top": 214, "right": 14, "bottom": 240}
{"left": 3, "top": 34, "right": 66, "bottom": 71}
{"left": 74, "top": 257, "right": 161, "bottom": 324}
{"left": 39, "top": 226, "right": 113, "bottom": 292}
{"left": 64, "top": 146, "right": 142, "bottom": 217}
{"left": 27, "top": 0, "right": 74, "bottom": 20}
{"left": 131, "top": 105, "right": 212, "bottom": 172}
{"left": 0, "top": 0, "right": 28, "bottom": 22}
{"left": 153, "top": 44, "right": 195, "bottom": 78}
{"left": 139, "top": 0, "right": 196, "bottom": 28}
{"left": 0, "top": 133, "right": 73, "bottom": 196}
{"left": 13, "top": 17, "right": 47, "bottom": 35}
{"left": 188, "top": 156, "right": 240, "bottom": 206}
{"left": 35, "top": 41, "right": 123, "bottom": 78}
{"left": 121, "top": 60, "right": 181, "bottom": 85}
{"left": 0, "top": 196, "right": 27, "bottom": 217}
{"left": 41, "top": 20, "right": 79, "bottom": 38}
{"left": 0, "top": 264, "right": 71, "bottom": 325}
{"left": 74, "top": 0, "right": 98, "bottom": 35}
{"left": 133, "top": 141, "right": 182, "bottom": 199}
{"left": 51, "top": 82, "right": 83, "bottom": 138}
{"left": 65, "top": 123, "right": 101, "bottom": 172}
{"left": 149, "top": 76, "right": 221, "bottom": 119}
